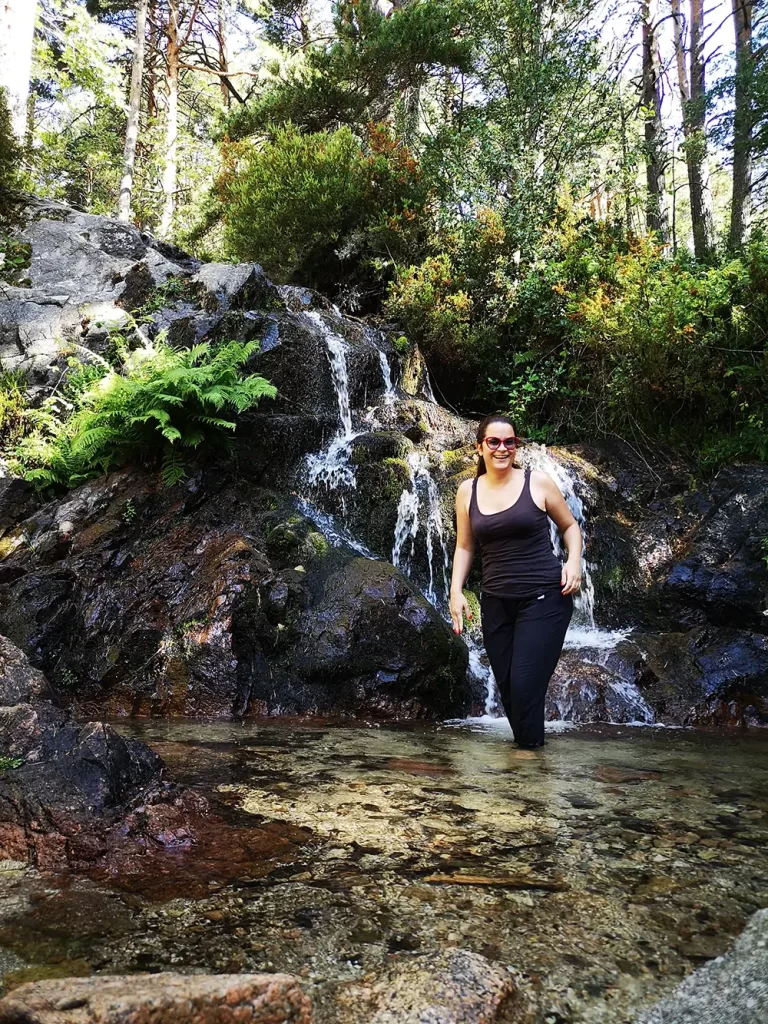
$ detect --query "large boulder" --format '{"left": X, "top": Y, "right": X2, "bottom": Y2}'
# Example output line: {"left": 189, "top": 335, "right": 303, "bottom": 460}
{"left": 634, "top": 908, "right": 768, "bottom": 1024}
{"left": 0, "top": 972, "right": 312, "bottom": 1023}
{"left": 0, "top": 633, "right": 207, "bottom": 870}
{"left": 654, "top": 464, "right": 768, "bottom": 632}
{"left": 0, "top": 466, "right": 470, "bottom": 720}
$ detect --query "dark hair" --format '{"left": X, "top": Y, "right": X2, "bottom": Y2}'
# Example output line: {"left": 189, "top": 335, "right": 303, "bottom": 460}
{"left": 475, "top": 413, "right": 519, "bottom": 476}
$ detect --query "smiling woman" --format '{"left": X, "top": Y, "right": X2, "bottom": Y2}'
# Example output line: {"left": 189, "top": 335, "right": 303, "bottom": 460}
{"left": 450, "top": 413, "right": 583, "bottom": 749}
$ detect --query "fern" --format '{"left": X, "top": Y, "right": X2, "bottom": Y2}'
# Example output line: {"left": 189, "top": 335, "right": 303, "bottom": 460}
{"left": 18, "top": 339, "right": 276, "bottom": 489}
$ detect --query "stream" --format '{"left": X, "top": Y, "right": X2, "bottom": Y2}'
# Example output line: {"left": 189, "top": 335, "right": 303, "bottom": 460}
{"left": 1, "top": 719, "right": 766, "bottom": 1022}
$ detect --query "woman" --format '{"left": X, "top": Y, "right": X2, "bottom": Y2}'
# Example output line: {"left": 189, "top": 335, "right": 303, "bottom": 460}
{"left": 450, "top": 413, "right": 582, "bottom": 749}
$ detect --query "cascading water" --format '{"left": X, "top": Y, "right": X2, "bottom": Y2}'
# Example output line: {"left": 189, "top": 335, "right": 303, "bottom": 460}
{"left": 303, "top": 311, "right": 357, "bottom": 492}
{"left": 295, "top": 305, "right": 648, "bottom": 726}
{"left": 391, "top": 454, "right": 451, "bottom": 606}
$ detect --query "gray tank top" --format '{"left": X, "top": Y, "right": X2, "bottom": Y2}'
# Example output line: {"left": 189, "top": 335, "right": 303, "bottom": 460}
{"left": 469, "top": 469, "right": 562, "bottom": 598}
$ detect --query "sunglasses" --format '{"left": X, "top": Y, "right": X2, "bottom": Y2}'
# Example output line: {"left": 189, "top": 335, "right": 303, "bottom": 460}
{"left": 482, "top": 436, "right": 517, "bottom": 450}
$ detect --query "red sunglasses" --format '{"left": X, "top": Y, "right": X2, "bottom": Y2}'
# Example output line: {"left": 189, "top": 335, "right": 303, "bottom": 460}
{"left": 482, "top": 436, "right": 517, "bottom": 450}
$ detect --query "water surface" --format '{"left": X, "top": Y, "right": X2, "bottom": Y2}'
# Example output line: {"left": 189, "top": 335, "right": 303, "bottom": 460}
{"left": 1, "top": 720, "right": 766, "bottom": 1023}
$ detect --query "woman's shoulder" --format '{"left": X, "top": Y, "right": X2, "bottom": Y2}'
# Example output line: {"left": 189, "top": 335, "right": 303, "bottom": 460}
{"left": 456, "top": 477, "right": 474, "bottom": 498}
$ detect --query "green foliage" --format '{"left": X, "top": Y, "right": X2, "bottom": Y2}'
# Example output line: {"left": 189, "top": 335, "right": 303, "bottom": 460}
{"left": 0, "top": 754, "right": 24, "bottom": 770}
{"left": 219, "top": 123, "right": 429, "bottom": 298}
{"left": 15, "top": 339, "right": 277, "bottom": 489}
{"left": 0, "top": 88, "right": 23, "bottom": 223}
{"left": 387, "top": 199, "right": 768, "bottom": 465}
{"left": 0, "top": 368, "right": 30, "bottom": 449}
{"left": 0, "top": 235, "right": 32, "bottom": 286}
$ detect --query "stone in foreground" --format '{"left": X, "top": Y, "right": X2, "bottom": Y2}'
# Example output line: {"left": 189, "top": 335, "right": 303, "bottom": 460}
{"left": 0, "top": 972, "right": 312, "bottom": 1023}
{"left": 340, "top": 948, "right": 532, "bottom": 1023}
{"left": 634, "top": 908, "right": 768, "bottom": 1024}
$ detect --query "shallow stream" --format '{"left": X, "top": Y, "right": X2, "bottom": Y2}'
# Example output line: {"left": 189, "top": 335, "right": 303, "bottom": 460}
{"left": 1, "top": 720, "right": 767, "bottom": 1023}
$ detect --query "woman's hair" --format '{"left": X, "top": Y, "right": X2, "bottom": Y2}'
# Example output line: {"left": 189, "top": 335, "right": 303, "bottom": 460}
{"left": 475, "top": 413, "right": 519, "bottom": 476}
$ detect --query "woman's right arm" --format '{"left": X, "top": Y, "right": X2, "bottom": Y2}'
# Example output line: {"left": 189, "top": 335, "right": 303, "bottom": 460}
{"left": 450, "top": 479, "right": 475, "bottom": 634}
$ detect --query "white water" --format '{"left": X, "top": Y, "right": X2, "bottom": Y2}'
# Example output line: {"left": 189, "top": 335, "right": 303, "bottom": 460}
{"left": 303, "top": 312, "right": 358, "bottom": 491}
{"left": 377, "top": 349, "right": 397, "bottom": 404}
{"left": 296, "top": 498, "right": 375, "bottom": 558}
{"left": 391, "top": 454, "right": 451, "bottom": 605}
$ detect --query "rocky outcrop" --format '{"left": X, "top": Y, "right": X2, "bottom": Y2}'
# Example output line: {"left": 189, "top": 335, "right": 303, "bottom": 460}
{"left": 634, "top": 908, "right": 768, "bottom": 1024}
{"left": 0, "top": 972, "right": 312, "bottom": 1023}
{"left": 0, "top": 634, "right": 211, "bottom": 870}
{"left": 0, "top": 464, "right": 470, "bottom": 720}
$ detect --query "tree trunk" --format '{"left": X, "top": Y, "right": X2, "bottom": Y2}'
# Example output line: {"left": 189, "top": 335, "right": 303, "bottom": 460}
{"left": 218, "top": 0, "right": 230, "bottom": 108}
{"left": 0, "top": 0, "right": 38, "bottom": 141}
{"left": 119, "top": 0, "right": 150, "bottom": 224}
{"left": 729, "top": 0, "right": 753, "bottom": 250}
{"left": 641, "top": 0, "right": 668, "bottom": 242}
{"left": 160, "top": 0, "right": 179, "bottom": 239}
{"left": 671, "top": 0, "right": 713, "bottom": 259}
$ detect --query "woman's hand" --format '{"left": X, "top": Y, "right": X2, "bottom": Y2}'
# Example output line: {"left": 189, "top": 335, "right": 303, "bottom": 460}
{"left": 561, "top": 559, "right": 582, "bottom": 595}
{"left": 450, "top": 590, "right": 471, "bottom": 634}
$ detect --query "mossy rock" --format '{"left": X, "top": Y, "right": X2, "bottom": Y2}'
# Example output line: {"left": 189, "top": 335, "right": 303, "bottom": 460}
{"left": 349, "top": 431, "right": 413, "bottom": 466}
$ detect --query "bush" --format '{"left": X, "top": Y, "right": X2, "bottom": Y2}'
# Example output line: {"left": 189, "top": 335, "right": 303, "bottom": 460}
{"left": 0, "top": 88, "right": 23, "bottom": 223}
{"left": 217, "top": 123, "right": 429, "bottom": 304}
{"left": 385, "top": 199, "right": 768, "bottom": 465}
{"left": 14, "top": 339, "right": 276, "bottom": 488}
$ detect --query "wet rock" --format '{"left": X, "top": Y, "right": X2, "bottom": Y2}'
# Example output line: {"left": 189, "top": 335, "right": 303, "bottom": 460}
{"left": 344, "top": 947, "right": 531, "bottom": 1023}
{"left": 655, "top": 465, "right": 768, "bottom": 633}
{"left": 192, "top": 261, "right": 281, "bottom": 312}
{"left": 0, "top": 633, "right": 214, "bottom": 871}
{"left": 0, "top": 466, "right": 467, "bottom": 720}
{"left": 633, "top": 628, "right": 768, "bottom": 726}
{"left": 547, "top": 648, "right": 655, "bottom": 724}
{"left": 634, "top": 908, "right": 768, "bottom": 1023}
{"left": 0, "top": 971, "right": 312, "bottom": 1023}
{"left": 250, "top": 557, "right": 470, "bottom": 718}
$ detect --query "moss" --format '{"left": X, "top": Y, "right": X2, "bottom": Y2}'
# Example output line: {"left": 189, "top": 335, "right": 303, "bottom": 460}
{"left": 394, "top": 334, "right": 410, "bottom": 354}
{"left": 3, "top": 959, "right": 91, "bottom": 993}
{"left": 308, "top": 531, "right": 330, "bottom": 556}
{"left": 443, "top": 447, "right": 473, "bottom": 475}
{"left": 463, "top": 588, "right": 481, "bottom": 623}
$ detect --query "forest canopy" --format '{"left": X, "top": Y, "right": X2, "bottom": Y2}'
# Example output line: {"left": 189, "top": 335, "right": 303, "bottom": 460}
{"left": 0, "top": 0, "right": 767, "bottom": 467}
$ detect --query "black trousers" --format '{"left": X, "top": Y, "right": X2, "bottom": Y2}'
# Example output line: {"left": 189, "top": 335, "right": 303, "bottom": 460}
{"left": 481, "top": 587, "right": 573, "bottom": 748}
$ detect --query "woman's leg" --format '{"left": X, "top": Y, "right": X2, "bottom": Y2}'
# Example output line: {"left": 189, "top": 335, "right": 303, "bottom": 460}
{"left": 506, "top": 589, "right": 573, "bottom": 748}
{"left": 480, "top": 593, "right": 520, "bottom": 723}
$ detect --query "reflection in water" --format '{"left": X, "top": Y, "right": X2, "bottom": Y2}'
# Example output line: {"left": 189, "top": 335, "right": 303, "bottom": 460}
{"left": 0, "top": 721, "right": 766, "bottom": 1024}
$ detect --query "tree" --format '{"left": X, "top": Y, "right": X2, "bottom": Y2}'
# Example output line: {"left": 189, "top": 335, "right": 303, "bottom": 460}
{"left": 729, "top": 0, "right": 753, "bottom": 248}
{"left": 671, "top": 0, "right": 714, "bottom": 259}
{"left": 0, "top": 0, "right": 39, "bottom": 140}
{"left": 118, "top": 0, "right": 150, "bottom": 222}
{"left": 641, "top": 0, "right": 669, "bottom": 241}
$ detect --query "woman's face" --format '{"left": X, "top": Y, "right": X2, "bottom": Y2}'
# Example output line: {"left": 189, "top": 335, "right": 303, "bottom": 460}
{"left": 477, "top": 421, "right": 517, "bottom": 471}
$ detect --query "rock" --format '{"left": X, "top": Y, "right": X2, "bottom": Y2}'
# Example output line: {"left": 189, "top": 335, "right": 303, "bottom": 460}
{"left": 0, "top": 197, "right": 189, "bottom": 382}
{"left": 633, "top": 908, "right": 768, "bottom": 1023}
{"left": 0, "top": 971, "right": 312, "bottom": 1023}
{"left": 347, "top": 948, "right": 531, "bottom": 1024}
{"left": 547, "top": 647, "right": 655, "bottom": 724}
{"left": 0, "top": 632, "right": 213, "bottom": 871}
{"left": 656, "top": 465, "right": 768, "bottom": 632}
{"left": 283, "top": 558, "right": 470, "bottom": 718}
{"left": 192, "top": 261, "right": 281, "bottom": 311}
{"left": 0, "top": 467, "right": 468, "bottom": 720}
{"left": 632, "top": 628, "right": 768, "bottom": 726}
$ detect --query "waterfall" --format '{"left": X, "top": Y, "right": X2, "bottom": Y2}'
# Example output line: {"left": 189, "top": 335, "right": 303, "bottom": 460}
{"left": 303, "top": 311, "right": 357, "bottom": 491}
{"left": 392, "top": 454, "right": 451, "bottom": 606}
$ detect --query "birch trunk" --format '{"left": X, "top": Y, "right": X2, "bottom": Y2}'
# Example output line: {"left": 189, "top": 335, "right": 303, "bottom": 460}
{"left": 729, "top": 0, "right": 753, "bottom": 250}
{"left": 641, "top": 0, "right": 668, "bottom": 242}
{"left": 671, "top": 0, "right": 714, "bottom": 259}
{"left": 160, "top": 0, "right": 180, "bottom": 239}
{"left": 0, "top": 0, "right": 38, "bottom": 141}
{"left": 118, "top": 0, "right": 150, "bottom": 224}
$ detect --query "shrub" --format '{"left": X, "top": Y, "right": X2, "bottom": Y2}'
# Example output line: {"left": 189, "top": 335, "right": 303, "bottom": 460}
{"left": 217, "top": 123, "right": 429, "bottom": 302}
{"left": 15, "top": 339, "right": 276, "bottom": 488}
{"left": 0, "top": 88, "right": 23, "bottom": 223}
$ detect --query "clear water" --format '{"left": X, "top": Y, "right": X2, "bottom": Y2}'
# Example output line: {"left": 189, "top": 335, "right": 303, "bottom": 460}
{"left": 1, "top": 720, "right": 766, "bottom": 1023}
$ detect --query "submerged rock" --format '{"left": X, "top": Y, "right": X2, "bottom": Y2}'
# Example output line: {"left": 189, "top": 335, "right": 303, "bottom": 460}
{"left": 0, "top": 971, "right": 312, "bottom": 1023}
{"left": 340, "top": 947, "right": 532, "bottom": 1024}
{"left": 634, "top": 908, "right": 768, "bottom": 1024}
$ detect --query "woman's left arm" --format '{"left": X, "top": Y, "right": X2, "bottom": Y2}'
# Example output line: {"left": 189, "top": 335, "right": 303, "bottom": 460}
{"left": 539, "top": 473, "right": 583, "bottom": 596}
